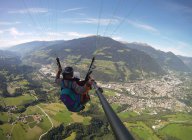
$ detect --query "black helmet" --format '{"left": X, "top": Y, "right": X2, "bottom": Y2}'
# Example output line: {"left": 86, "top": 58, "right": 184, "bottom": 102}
{"left": 62, "top": 66, "right": 73, "bottom": 77}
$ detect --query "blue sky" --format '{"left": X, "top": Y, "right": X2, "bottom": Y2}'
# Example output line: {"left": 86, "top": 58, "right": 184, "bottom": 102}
{"left": 0, "top": 0, "right": 192, "bottom": 56}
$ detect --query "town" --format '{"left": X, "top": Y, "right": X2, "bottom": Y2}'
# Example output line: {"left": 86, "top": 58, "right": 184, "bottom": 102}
{"left": 100, "top": 74, "right": 191, "bottom": 113}
{"left": 39, "top": 64, "right": 192, "bottom": 113}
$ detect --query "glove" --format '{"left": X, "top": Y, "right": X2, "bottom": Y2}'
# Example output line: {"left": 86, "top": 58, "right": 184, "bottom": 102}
{"left": 58, "top": 67, "right": 62, "bottom": 72}
{"left": 86, "top": 78, "right": 94, "bottom": 88}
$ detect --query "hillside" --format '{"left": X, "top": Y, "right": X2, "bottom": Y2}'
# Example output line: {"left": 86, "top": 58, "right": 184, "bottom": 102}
{"left": 10, "top": 36, "right": 165, "bottom": 82}
{"left": 125, "top": 43, "right": 191, "bottom": 72}
{"left": 2, "top": 39, "right": 192, "bottom": 140}
{"left": 10, "top": 40, "right": 64, "bottom": 55}
{"left": 178, "top": 55, "right": 192, "bottom": 71}
{"left": 0, "top": 50, "right": 21, "bottom": 69}
{"left": 0, "top": 50, "right": 19, "bottom": 58}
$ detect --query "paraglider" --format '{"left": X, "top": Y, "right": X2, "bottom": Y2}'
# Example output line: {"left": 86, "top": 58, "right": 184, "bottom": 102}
{"left": 55, "top": 57, "right": 95, "bottom": 112}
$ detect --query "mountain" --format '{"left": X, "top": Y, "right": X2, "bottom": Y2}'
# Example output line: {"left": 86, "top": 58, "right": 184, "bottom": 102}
{"left": 10, "top": 36, "right": 164, "bottom": 82}
{"left": 9, "top": 40, "right": 64, "bottom": 55}
{"left": 0, "top": 50, "right": 21, "bottom": 69}
{"left": 0, "top": 50, "right": 19, "bottom": 58}
{"left": 125, "top": 43, "right": 191, "bottom": 72}
{"left": 178, "top": 55, "right": 192, "bottom": 71}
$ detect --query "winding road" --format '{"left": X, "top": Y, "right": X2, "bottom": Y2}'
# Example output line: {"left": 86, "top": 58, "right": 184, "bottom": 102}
{"left": 32, "top": 90, "right": 54, "bottom": 140}
{"left": 36, "top": 105, "right": 53, "bottom": 140}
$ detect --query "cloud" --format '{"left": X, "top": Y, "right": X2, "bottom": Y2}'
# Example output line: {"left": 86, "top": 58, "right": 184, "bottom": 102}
{"left": 0, "top": 21, "right": 21, "bottom": 25}
{"left": 150, "top": 39, "right": 192, "bottom": 57}
{"left": 9, "top": 27, "right": 22, "bottom": 36}
{"left": 0, "top": 30, "right": 94, "bottom": 48}
{"left": 8, "top": 8, "right": 48, "bottom": 14}
{"left": 0, "top": 27, "right": 31, "bottom": 37}
{"left": 161, "top": 47, "right": 187, "bottom": 56}
{"left": 3, "top": 27, "right": 26, "bottom": 36}
{"left": 61, "top": 18, "right": 120, "bottom": 25}
{"left": 0, "top": 38, "right": 39, "bottom": 48}
{"left": 111, "top": 36, "right": 125, "bottom": 42}
{"left": 127, "top": 19, "right": 159, "bottom": 33}
{"left": 8, "top": 7, "right": 84, "bottom": 15}
{"left": 62, "top": 7, "right": 85, "bottom": 13}
{"left": 176, "top": 41, "right": 191, "bottom": 48}
{"left": 46, "top": 31, "right": 92, "bottom": 39}
{"left": 65, "top": 32, "right": 92, "bottom": 38}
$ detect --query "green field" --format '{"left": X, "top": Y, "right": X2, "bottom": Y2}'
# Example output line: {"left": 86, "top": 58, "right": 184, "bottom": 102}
{"left": 159, "top": 123, "right": 192, "bottom": 140}
{"left": 0, "top": 112, "right": 8, "bottom": 123}
{"left": 1, "top": 90, "right": 192, "bottom": 140}
{"left": 162, "top": 113, "right": 192, "bottom": 121}
{"left": 96, "top": 60, "right": 117, "bottom": 75}
{"left": 24, "top": 106, "right": 44, "bottom": 115}
{"left": 0, "top": 129, "right": 4, "bottom": 140}
{"left": 111, "top": 103, "right": 121, "bottom": 112}
{"left": 39, "top": 103, "right": 72, "bottom": 125}
{"left": 65, "top": 132, "right": 77, "bottom": 140}
{"left": 96, "top": 133, "right": 115, "bottom": 140}
{"left": 104, "top": 89, "right": 117, "bottom": 96}
{"left": 118, "top": 111, "right": 138, "bottom": 120}
{"left": 0, "top": 104, "right": 53, "bottom": 140}
{"left": 0, "top": 124, "right": 12, "bottom": 140}
{"left": 37, "top": 116, "right": 52, "bottom": 131}
{"left": 125, "top": 122, "right": 160, "bottom": 140}
{"left": 1, "top": 94, "right": 36, "bottom": 106}
{"left": 10, "top": 122, "right": 44, "bottom": 140}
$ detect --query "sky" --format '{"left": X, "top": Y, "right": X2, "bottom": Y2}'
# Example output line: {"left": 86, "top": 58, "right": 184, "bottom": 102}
{"left": 0, "top": 0, "right": 192, "bottom": 56}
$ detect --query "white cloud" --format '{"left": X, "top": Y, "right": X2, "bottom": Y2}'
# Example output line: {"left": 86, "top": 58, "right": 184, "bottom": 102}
{"left": 0, "top": 33, "right": 51, "bottom": 48}
{"left": 76, "top": 13, "right": 86, "bottom": 16}
{"left": 61, "top": 18, "right": 120, "bottom": 25}
{"left": 0, "top": 31, "right": 93, "bottom": 48}
{"left": 46, "top": 31, "right": 92, "bottom": 39}
{"left": 177, "top": 41, "right": 191, "bottom": 48}
{"left": 9, "top": 27, "right": 22, "bottom": 36}
{"left": 8, "top": 8, "right": 48, "bottom": 14}
{"left": 65, "top": 32, "right": 92, "bottom": 38}
{"left": 111, "top": 36, "right": 125, "bottom": 42}
{"left": 8, "top": 7, "right": 83, "bottom": 15}
{"left": 4, "top": 27, "right": 28, "bottom": 37}
{"left": 127, "top": 19, "right": 159, "bottom": 33}
{"left": 0, "top": 28, "right": 21, "bottom": 36}
{"left": 62, "top": 7, "right": 85, "bottom": 13}
{"left": 0, "top": 21, "right": 21, "bottom": 25}
{"left": 150, "top": 40, "right": 192, "bottom": 57}
{"left": 0, "top": 27, "right": 33, "bottom": 38}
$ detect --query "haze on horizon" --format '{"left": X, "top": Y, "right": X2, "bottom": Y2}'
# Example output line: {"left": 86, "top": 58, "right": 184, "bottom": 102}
{"left": 0, "top": 0, "right": 192, "bottom": 57}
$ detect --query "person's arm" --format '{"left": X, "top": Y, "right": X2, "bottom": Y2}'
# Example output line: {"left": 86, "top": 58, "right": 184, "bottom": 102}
{"left": 75, "top": 75, "right": 93, "bottom": 86}
{"left": 55, "top": 64, "right": 62, "bottom": 85}
{"left": 76, "top": 79, "right": 86, "bottom": 86}
{"left": 72, "top": 81, "right": 86, "bottom": 94}
{"left": 72, "top": 78, "right": 94, "bottom": 94}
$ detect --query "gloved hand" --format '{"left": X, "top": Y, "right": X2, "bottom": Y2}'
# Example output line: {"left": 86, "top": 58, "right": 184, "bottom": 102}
{"left": 58, "top": 67, "right": 62, "bottom": 72}
{"left": 86, "top": 77, "right": 94, "bottom": 88}
{"left": 56, "top": 57, "right": 62, "bottom": 70}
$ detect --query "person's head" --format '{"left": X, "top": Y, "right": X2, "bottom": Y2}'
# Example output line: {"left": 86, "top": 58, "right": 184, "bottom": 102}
{"left": 62, "top": 66, "right": 74, "bottom": 79}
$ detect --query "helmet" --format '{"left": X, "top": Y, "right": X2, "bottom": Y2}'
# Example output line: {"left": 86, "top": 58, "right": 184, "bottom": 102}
{"left": 62, "top": 66, "right": 74, "bottom": 77}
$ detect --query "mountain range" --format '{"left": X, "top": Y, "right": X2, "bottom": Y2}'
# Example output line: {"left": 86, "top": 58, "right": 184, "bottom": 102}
{"left": 3, "top": 36, "right": 192, "bottom": 81}
{"left": 125, "top": 42, "right": 191, "bottom": 72}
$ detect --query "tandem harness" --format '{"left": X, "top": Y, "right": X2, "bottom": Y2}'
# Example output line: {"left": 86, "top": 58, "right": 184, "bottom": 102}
{"left": 60, "top": 80, "right": 84, "bottom": 112}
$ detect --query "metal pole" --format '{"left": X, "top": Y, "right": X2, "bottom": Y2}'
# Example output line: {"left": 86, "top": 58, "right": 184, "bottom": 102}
{"left": 92, "top": 82, "right": 134, "bottom": 140}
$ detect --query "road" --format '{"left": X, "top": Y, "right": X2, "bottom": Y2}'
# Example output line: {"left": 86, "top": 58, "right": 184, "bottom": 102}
{"left": 37, "top": 105, "right": 53, "bottom": 140}
{"left": 31, "top": 89, "right": 54, "bottom": 140}
{"left": 8, "top": 124, "right": 16, "bottom": 140}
